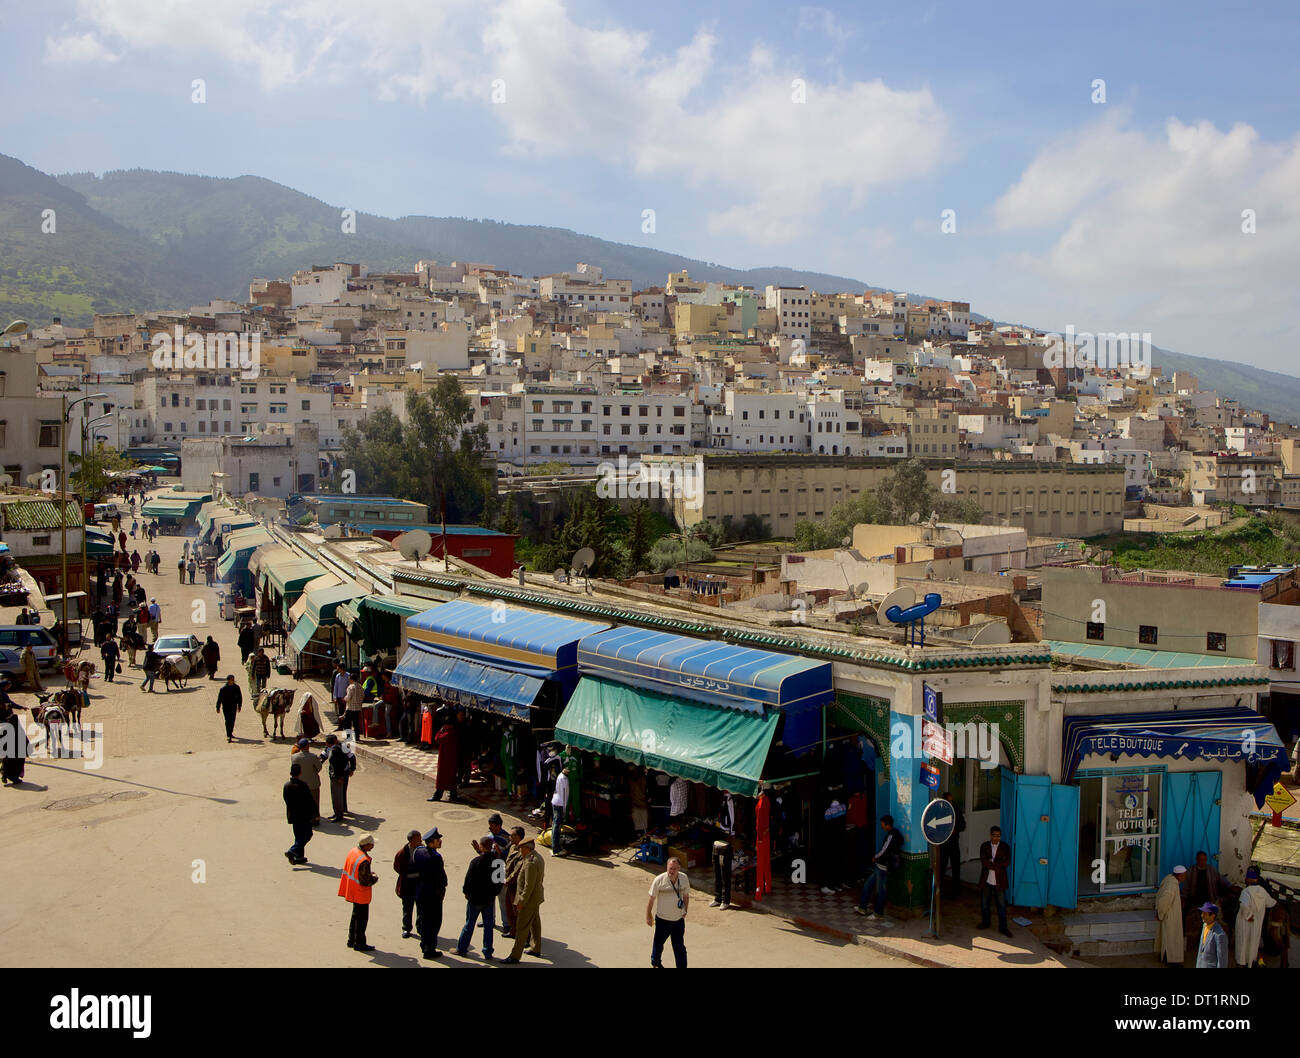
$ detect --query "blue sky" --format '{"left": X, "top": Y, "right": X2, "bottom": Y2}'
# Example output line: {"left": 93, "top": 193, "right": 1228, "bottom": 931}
{"left": 2, "top": 0, "right": 1298, "bottom": 376}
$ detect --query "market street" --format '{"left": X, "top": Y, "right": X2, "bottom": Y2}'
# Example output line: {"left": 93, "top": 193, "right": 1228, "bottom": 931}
{"left": 0, "top": 510, "right": 910, "bottom": 969}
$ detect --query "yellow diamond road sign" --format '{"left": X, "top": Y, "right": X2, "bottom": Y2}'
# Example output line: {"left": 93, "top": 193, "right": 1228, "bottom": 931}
{"left": 1265, "top": 783, "right": 1296, "bottom": 815}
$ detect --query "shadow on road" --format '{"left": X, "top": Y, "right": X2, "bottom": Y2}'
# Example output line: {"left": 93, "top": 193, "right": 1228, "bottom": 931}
{"left": 25, "top": 761, "right": 238, "bottom": 803}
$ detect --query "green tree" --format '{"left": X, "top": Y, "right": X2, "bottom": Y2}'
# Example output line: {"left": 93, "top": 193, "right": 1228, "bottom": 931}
{"left": 497, "top": 492, "right": 518, "bottom": 535}
{"left": 69, "top": 445, "right": 139, "bottom": 502}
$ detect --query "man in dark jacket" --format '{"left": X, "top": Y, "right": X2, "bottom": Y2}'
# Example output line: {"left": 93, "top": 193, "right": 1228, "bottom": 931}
{"left": 99, "top": 633, "right": 120, "bottom": 683}
{"left": 251, "top": 648, "right": 272, "bottom": 695}
{"left": 237, "top": 622, "right": 257, "bottom": 663}
{"left": 394, "top": 829, "right": 423, "bottom": 938}
{"left": 413, "top": 828, "right": 448, "bottom": 959}
{"left": 283, "top": 762, "right": 316, "bottom": 864}
{"left": 855, "top": 815, "right": 903, "bottom": 920}
{"left": 216, "top": 674, "right": 243, "bottom": 742}
{"left": 323, "top": 733, "right": 353, "bottom": 821}
{"left": 456, "top": 837, "right": 504, "bottom": 959}
{"left": 201, "top": 636, "right": 221, "bottom": 680}
{"left": 939, "top": 791, "right": 966, "bottom": 898}
{"left": 977, "top": 824, "right": 1013, "bottom": 936}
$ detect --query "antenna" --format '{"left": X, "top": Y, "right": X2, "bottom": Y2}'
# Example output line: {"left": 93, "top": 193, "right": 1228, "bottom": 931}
{"left": 572, "top": 547, "right": 596, "bottom": 575}
{"left": 393, "top": 529, "right": 434, "bottom": 566}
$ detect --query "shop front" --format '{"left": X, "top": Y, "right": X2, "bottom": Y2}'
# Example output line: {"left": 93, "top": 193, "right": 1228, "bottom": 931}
{"left": 287, "top": 577, "right": 365, "bottom": 677}
{"left": 394, "top": 599, "right": 611, "bottom": 731}
{"left": 1059, "top": 707, "right": 1289, "bottom": 901}
{"left": 257, "top": 552, "right": 326, "bottom": 644}
{"left": 215, "top": 527, "right": 273, "bottom": 598}
{"left": 555, "top": 626, "right": 834, "bottom": 899}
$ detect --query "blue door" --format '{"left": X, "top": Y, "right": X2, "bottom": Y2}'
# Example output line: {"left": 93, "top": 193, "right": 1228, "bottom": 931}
{"left": 1000, "top": 769, "right": 1080, "bottom": 909}
{"left": 1160, "top": 771, "right": 1222, "bottom": 876}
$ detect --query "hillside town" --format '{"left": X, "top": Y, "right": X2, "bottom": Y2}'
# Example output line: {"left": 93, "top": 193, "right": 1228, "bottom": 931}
{"left": 2, "top": 256, "right": 1298, "bottom": 970}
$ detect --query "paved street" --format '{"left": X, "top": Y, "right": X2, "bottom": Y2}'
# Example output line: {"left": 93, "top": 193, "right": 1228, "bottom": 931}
{"left": 0, "top": 503, "right": 909, "bottom": 969}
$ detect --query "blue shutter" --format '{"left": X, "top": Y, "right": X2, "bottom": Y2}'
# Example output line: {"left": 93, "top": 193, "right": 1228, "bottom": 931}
{"left": 1161, "top": 771, "right": 1223, "bottom": 877}
{"left": 1047, "top": 783, "right": 1080, "bottom": 909}
{"left": 1011, "top": 774, "right": 1052, "bottom": 907}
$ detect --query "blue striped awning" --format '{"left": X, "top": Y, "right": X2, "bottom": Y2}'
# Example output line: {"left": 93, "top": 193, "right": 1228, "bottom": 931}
{"left": 393, "top": 640, "right": 544, "bottom": 720}
{"left": 1062, "top": 707, "right": 1290, "bottom": 788}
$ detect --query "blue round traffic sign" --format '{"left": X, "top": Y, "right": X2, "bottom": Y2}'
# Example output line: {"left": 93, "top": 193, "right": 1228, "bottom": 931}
{"left": 921, "top": 799, "right": 956, "bottom": 846}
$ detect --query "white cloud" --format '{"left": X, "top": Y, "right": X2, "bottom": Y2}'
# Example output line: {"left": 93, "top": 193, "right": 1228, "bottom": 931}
{"left": 44, "top": 32, "right": 121, "bottom": 64}
{"left": 993, "top": 115, "right": 1300, "bottom": 305}
{"left": 52, "top": 0, "right": 948, "bottom": 246}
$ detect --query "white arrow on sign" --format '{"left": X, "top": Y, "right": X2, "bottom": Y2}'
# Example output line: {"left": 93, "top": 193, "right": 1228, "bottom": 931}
{"left": 927, "top": 806, "right": 954, "bottom": 830}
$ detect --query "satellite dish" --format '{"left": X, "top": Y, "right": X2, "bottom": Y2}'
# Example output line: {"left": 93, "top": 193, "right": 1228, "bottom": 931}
{"left": 322, "top": 524, "right": 346, "bottom": 540}
{"left": 553, "top": 567, "right": 567, "bottom": 583}
{"left": 572, "top": 547, "right": 596, "bottom": 574}
{"left": 908, "top": 512, "right": 921, "bottom": 524}
{"left": 0, "top": 474, "right": 11, "bottom": 487}
{"left": 393, "top": 529, "right": 434, "bottom": 565}
{"left": 26, "top": 472, "right": 46, "bottom": 487}
{"left": 923, "top": 562, "right": 934, "bottom": 579}
{"left": 855, "top": 582, "right": 871, "bottom": 598}
{"left": 876, "top": 586, "right": 916, "bottom": 624}
{"left": 970, "top": 622, "right": 1011, "bottom": 646}
{"left": 841, "top": 536, "right": 852, "bottom": 548}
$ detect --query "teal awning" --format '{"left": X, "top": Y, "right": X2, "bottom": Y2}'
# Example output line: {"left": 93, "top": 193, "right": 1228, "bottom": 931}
{"left": 216, "top": 527, "right": 273, "bottom": 579}
{"left": 556, "top": 676, "right": 780, "bottom": 797}
{"left": 141, "top": 499, "right": 190, "bottom": 518}
{"left": 362, "top": 595, "right": 430, "bottom": 619}
{"left": 336, "top": 601, "right": 362, "bottom": 636}
{"left": 306, "top": 582, "right": 366, "bottom": 623}
{"left": 264, "top": 555, "right": 326, "bottom": 598}
{"left": 289, "top": 613, "right": 320, "bottom": 653}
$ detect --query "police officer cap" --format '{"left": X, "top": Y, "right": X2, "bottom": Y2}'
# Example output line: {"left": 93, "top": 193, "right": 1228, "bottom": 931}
{"left": 423, "top": 827, "right": 442, "bottom": 842}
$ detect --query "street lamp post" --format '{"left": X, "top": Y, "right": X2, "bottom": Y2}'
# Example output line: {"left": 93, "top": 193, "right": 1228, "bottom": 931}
{"left": 59, "top": 393, "right": 107, "bottom": 640}
{"left": 82, "top": 413, "right": 113, "bottom": 615}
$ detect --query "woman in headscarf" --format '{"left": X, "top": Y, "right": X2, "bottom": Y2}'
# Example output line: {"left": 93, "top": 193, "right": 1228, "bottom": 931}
{"left": 0, "top": 700, "right": 29, "bottom": 785}
{"left": 292, "top": 691, "right": 326, "bottom": 742}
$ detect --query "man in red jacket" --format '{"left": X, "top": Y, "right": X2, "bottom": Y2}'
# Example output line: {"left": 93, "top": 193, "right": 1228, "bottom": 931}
{"left": 977, "top": 825, "right": 1013, "bottom": 937}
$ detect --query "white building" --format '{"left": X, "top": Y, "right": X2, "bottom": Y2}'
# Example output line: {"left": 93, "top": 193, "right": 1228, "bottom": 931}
{"left": 765, "top": 286, "right": 812, "bottom": 343}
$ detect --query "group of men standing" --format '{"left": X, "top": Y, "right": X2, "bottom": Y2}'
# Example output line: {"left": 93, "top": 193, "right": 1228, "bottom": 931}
{"left": 333, "top": 814, "right": 547, "bottom": 962}
{"left": 1154, "top": 853, "right": 1282, "bottom": 967}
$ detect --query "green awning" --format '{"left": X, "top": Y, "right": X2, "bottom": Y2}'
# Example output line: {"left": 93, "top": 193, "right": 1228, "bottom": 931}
{"left": 361, "top": 595, "right": 430, "bottom": 619}
{"left": 556, "top": 676, "right": 780, "bottom": 797}
{"left": 216, "top": 527, "right": 273, "bottom": 579}
{"left": 336, "top": 601, "right": 362, "bottom": 636}
{"left": 289, "top": 613, "right": 320, "bottom": 653}
{"left": 265, "top": 556, "right": 326, "bottom": 598}
{"left": 306, "top": 582, "right": 366, "bottom": 623}
{"left": 141, "top": 499, "right": 190, "bottom": 518}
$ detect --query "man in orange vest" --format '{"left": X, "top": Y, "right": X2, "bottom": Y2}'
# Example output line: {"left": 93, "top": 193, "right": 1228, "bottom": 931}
{"left": 339, "top": 834, "right": 379, "bottom": 952}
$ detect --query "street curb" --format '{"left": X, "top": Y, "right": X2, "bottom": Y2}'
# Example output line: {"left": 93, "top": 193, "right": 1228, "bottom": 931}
{"left": 352, "top": 741, "right": 434, "bottom": 786}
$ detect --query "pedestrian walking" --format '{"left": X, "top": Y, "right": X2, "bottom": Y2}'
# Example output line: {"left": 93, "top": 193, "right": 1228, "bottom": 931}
{"left": 140, "top": 645, "right": 161, "bottom": 692}
{"left": 427, "top": 720, "right": 458, "bottom": 801}
{"left": 646, "top": 857, "right": 689, "bottom": 968}
{"left": 1235, "top": 867, "right": 1278, "bottom": 967}
{"left": 250, "top": 647, "right": 271, "bottom": 696}
{"left": 855, "top": 815, "right": 903, "bottom": 921}
{"left": 323, "top": 733, "right": 353, "bottom": 821}
{"left": 291, "top": 737, "right": 322, "bottom": 823}
{"left": 339, "top": 835, "right": 378, "bottom": 952}
{"left": 187, "top": 557, "right": 196, "bottom": 584}
{"left": 1155, "top": 865, "right": 1187, "bottom": 966}
{"left": 501, "top": 835, "right": 545, "bottom": 963}
{"left": 201, "top": 636, "right": 220, "bottom": 680}
{"left": 394, "top": 830, "right": 423, "bottom": 939}
{"left": 456, "top": 836, "right": 503, "bottom": 959}
{"left": 1195, "top": 902, "right": 1229, "bottom": 968}
{"left": 204, "top": 559, "right": 214, "bottom": 587}
{"left": 177, "top": 555, "right": 185, "bottom": 583}
{"left": 0, "top": 699, "right": 30, "bottom": 786}
{"left": 120, "top": 617, "right": 139, "bottom": 667}
{"left": 283, "top": 762, "right": 315, "bottom": 865}
{"left": 216, "top": 674, "right": 242, "bottom": 742}
{"left": 413, "top": 828, "right": 448, "bottom": 959}
{"left": 118, "top": 529, "right": 127, "bottom": 551}
{"left": 147, "top": 599, "right": 161, "bottom": 641}
{"left": 99, "top": 634, "right": 120, "bottom": 683}
{"left": 130, "top": 550, "right": 141, "bottom": 574}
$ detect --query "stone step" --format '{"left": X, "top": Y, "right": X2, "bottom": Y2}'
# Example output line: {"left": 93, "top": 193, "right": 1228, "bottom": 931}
{"left": 1075, "top": 935, "right": 1156, "bottom": 958}
{"left": 1063, "top": 909, "right": 1158, "bottom": 938}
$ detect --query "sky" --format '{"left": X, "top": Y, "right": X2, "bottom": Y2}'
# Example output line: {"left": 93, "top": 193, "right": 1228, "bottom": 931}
{"left": 1, "top": 0, "right": 1298, "bottom": 376}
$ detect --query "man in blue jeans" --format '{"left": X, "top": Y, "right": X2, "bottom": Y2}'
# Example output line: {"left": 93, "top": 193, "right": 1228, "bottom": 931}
{"left": 855, "top": 815, "right": 902, "bottom": 920}
{"left": 646, "top": 857, "right": 689, "bottom": 967}
{"left": 457, "top": 836, "right": 504, "bottom": 959}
